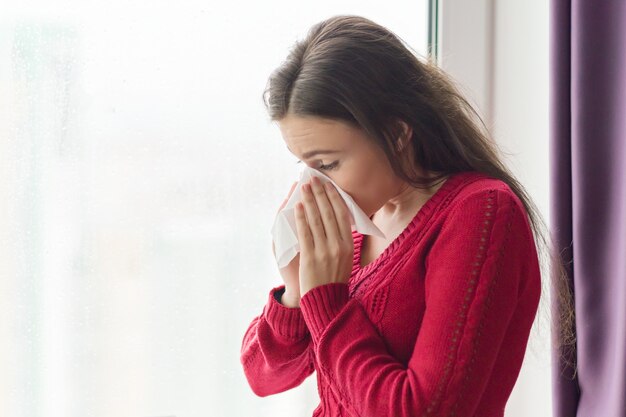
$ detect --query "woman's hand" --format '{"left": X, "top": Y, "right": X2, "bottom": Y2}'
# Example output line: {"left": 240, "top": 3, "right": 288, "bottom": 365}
{"left": 294, "top": 176, "right": 354, "bottom": 298}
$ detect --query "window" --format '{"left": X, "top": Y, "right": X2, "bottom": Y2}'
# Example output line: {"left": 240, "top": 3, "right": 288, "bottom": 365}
{"left": 0, "top": 3, "right": 430, "bottom": 416}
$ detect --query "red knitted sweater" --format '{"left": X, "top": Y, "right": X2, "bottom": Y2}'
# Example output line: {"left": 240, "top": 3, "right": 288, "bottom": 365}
{"left": 240, "top": 171, "right": 541, "bottom": 417}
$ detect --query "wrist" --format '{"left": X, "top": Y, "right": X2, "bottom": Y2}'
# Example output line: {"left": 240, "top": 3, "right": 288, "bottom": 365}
{"left": 281, "top": 290, "right": 301, "bottom": 308}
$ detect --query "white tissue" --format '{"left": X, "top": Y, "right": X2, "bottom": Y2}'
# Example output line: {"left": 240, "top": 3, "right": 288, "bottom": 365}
{"left": 271, "top": 166, "right": 386, "bottom": 269}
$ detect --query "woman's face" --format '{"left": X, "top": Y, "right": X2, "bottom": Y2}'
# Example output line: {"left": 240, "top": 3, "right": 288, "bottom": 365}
{"left": 277, "top": 114, "right": 411, "bottom": 218}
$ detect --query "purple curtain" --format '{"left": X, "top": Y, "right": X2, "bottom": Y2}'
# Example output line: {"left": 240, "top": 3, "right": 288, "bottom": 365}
{"left": 550, "top": 1, "right": 626, "bottom": 416}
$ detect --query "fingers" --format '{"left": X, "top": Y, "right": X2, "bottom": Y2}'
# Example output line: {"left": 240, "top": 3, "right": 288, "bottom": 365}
{"left": 294, "top": 199, "right": 313, "bottom": 253}
{"left": 301, "top": 177, "right": 343, "bottom": 247}
{"left": 299, "top": 182, "right": 322, "bottom": 247}
{"left": 313, "top": 180, "right": 340, "bottom": 243}
{"left": 324, "top": 182, "right": 352, "bottom": 242}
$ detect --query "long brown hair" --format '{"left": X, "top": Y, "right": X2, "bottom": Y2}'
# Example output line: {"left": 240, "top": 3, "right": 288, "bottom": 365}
{"left": 262, "top": 14, "right": 576, "bottom": 376}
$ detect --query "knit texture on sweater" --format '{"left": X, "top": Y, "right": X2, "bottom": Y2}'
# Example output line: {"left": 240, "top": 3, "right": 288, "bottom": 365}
{"left": 240, "top": 171, "right": 541, "bottom": 417}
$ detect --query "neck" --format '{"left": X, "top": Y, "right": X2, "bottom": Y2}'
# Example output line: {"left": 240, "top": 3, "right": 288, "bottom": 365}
{"left": 378, "top": 176, "right": 448, "bottom": 219}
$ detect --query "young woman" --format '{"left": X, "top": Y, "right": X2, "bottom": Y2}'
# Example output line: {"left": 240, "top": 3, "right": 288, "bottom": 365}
{"left": 240, "top": 14, "right": 574, "bottom": 417}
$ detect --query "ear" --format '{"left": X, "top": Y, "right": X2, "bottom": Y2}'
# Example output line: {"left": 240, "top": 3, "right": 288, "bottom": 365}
{"left": 394, "top": 119, "right": 413, "bottom": 151}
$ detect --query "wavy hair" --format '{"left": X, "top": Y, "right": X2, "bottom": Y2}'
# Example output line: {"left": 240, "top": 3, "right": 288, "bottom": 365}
{"left": 262, "top": 14, "right": 576, "bottom": 376}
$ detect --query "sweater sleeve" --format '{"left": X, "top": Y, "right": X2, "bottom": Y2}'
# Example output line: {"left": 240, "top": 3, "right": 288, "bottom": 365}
{"left": 298, "top": 189, "right": 538, "bottom": 417}
{"left": 240, "top": 284, "right": 315, "bottom": 397}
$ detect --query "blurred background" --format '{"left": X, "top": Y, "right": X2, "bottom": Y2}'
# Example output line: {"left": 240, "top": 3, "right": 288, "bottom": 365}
{"left": 0, "top": 1, "right": 551, "bottom": 416}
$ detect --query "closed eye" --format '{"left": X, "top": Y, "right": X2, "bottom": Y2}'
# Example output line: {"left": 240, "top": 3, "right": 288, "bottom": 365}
{"left": 296, "top": 160, "right": 338, "bottom": 171}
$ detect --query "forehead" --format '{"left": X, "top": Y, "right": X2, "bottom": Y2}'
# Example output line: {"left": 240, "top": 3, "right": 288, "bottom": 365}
{"left": 277, "top": 114, "right": 361, "bottom": 156}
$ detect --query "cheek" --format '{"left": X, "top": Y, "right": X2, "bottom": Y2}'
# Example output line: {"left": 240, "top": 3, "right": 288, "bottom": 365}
{"left": 333, "top": 165, "right": 384, "bottom": 215}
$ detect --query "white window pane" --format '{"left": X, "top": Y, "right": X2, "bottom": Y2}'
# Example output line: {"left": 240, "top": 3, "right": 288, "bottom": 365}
{"left": 0, "top": 2, "right": 429, "bottom": 416}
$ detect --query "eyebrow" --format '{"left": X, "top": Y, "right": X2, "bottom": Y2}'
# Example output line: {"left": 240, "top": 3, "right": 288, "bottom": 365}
{"left": 301, "top": 149, "right": 342, "bottom": 159}
{"left": 286, "top": 145, "right": 342, "bottom": 160}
